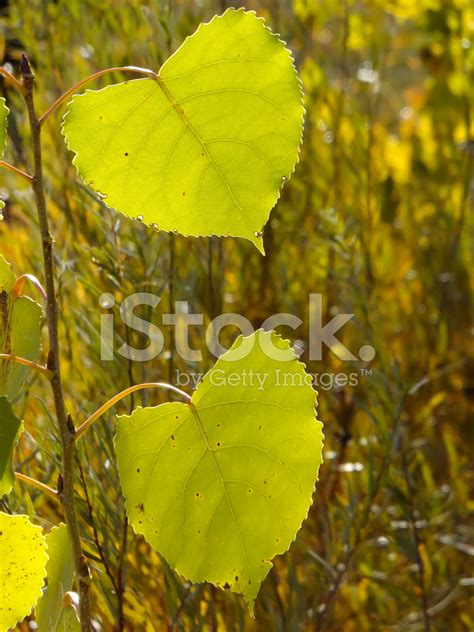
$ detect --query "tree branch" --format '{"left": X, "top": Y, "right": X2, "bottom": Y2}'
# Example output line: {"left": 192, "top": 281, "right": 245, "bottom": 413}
{"left": 21, "top": 53, "right": 92, "bottom": 632}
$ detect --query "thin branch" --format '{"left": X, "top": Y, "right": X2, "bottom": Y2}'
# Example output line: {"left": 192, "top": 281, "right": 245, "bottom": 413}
{"left": 77, "top": 458, "right": 119, "bottom": 594}
{"left": 39, "top": 65, "right": 158, "bottom": 126}
{"left": 21, "top": 54, "right": 92, "bottom": 632}
{"left": 0, "top": 66, "right": 27, "bottom": 94}
{"left": 75, "top": 382, "right": 192, "bottom": 441}
{"left": 400, "top": 433, "right": 431, "bottom": 632}
{"left": 0, "top": 160, "right": 33, "bottom": 183}
{"left": 0, "top": 353, "right": 53, "bottom": 378}
{"left": 15, "top": 472, "right": 59, "bottom": 501}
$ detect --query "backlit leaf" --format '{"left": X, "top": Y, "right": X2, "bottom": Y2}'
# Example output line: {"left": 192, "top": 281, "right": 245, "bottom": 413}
{"left": 0, "top": 98, "right": 8, "bottom": 158}
{"left": 0, "top": 255, "right": 14, "bottom": 294}
{"left": 0, "top": 396, "right": 23, "bottom": 496}
{"left": 62, "top": 9, "right": 304, "bottom": 252}
{"left": 115, "top": 330, "right": 323, "bottom": 611}
{"left": 56, "top": 604, "right": 80, "bottom": 632}
{"left": 35, "top": 524, "right": 75, "bottom": 632}
{"left": 0, "top": 256, "right": 42, "bottom": 401}
{"left": 0, "top": 512, "right": 48, "bottom": 630}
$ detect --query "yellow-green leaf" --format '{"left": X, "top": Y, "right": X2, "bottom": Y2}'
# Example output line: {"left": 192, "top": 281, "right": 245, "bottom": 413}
{"left": 0, "top": 256, "right": 42, "bottom": 402}
{"left": 62, "top": 9, "right": 304, "bottom": 252}
{"left": 35, "top": 524, "right": 75, "bottom": 632}
{"left": 0, "top": 98, "right": 8, "bottom": 158}
{"left": 115, "top": 330, "right": 323, "bottom": 611}
{"left": 0, "top": 396, "right": 23, "bottom": 496}
{"left": 0, "top": 512, "right": 48, "bottom": 630}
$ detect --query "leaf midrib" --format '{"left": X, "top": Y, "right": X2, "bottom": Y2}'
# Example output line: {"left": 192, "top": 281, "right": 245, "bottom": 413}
{"left": 189, "top": 405, "right": 250, "bottom": 569}
{"left": 155, "top": 77, "right": 254, "bottom": 233}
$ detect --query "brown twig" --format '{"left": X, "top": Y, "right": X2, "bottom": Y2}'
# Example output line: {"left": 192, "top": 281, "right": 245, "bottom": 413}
{"left": 0, "top": 353, "right": 52, "bottom": 378}
{"left": 21, "top": 54, "right": 92, "bottom": 631}
{"left": 15, "top": 471, "right": 59, "bottom": 501}
{"left": 0, "top": 66, "right": 26, "bottom": 94}
{"left": 0, "top": 159, "right": 33, "bottom": 183}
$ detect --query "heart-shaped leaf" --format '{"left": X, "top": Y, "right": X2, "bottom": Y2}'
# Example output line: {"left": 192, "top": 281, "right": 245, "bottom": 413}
{"left": 115, "top": 330, "right": 323, "bottom": 611}
{"left": 0, "top": 512, "right": 48, "bottom": 630}
{"left": 62, "top": 9, "right": 304, "bottom": 252}
{"left": 0, "top": 396, "right": 23, "bottom": 496}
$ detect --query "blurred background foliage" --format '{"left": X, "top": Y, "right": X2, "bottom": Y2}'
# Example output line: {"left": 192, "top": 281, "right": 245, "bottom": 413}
{"left": 0, "top": 0, "right": 473, "bottom": 630}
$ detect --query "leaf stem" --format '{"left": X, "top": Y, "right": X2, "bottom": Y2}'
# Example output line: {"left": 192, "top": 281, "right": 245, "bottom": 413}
{"left": 39, "top": 65, "right": 158, "bottom": 126}
{"left": 0, "top": 160, "right": 33, "bottom": 183}
{"left": 75, "top": 382, "right": 192, "bottom": 441}
{"left": 15, "top": 471, "right": 59, "bottom": 501}
{"left": 0, "top": 66, "right": 27, "bottom": 94}
{"left": 21, "top": 54, "right": 92, "bottom": 632}
{"left": 12, "top": 273, "right": 47, "bottom": 301}
{"left": 0, "top": 353, "right": 53, "bottom": 378}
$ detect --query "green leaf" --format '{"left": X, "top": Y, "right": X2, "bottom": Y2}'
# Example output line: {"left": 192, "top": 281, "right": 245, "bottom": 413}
{"left": 0, "top": 512, "right": 48, "bottom": 630}
{"left": 0, "top": 396, "right": 23, "bottom": 496}
{"left": 0, "top": 256, "right": 42, "bottom": 402}
{"left": 0, "top": 255, "right": 14, "bottom": 294}
{"left": 115, "top": 330, "right": 323, "bottom": 611}
{"left": 62, "top": 9, "right": 304, "bottom": 252}
{"left": 0, "top": 98, "right": 8, "bottom": 158}
{"left": 35, "top": 524, "right": 75, "bottom": 632}
{"left": 56, "top": 604, "right": 80, "bottom": 632}
{"left": 5, "top": 296, "right": 43, "bottom": 399}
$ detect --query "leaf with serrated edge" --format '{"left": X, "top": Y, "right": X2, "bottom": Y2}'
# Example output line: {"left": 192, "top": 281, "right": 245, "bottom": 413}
{"left": 35, "top": 524, "right": 75, "bottom": 632}
{"left": 0, "top": 396, "right": 23, "bottom": 496}
{"left": 62, "top": 9, "right": 304, "bottom": 252}
{"left": 0, "top": 512, "right": 48, "bottom": 630}
{"left": 115, "top": 330, "right": 323, "bottom": 612}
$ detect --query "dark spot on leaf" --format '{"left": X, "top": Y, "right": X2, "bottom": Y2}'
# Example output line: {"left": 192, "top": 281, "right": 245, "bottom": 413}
{"left": 136, "top": 468, "right": 140, "bottom": 473}
{"left": 235, "top": 575, "right": 239, "bottom": 581}
{"left": 124, "top": 152, "right": 129, "bottom": 156}
{"left": 224, "top": 582, "right": 230, "bottom": 589}
{"left": 171, "top": 435, "right": 175, "bottom": 440}
{"left": 217, "top": 442, "right": 221, "bottom": 447}
{"left": 137, "top": 503, "right": 145, "bottom": 513}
